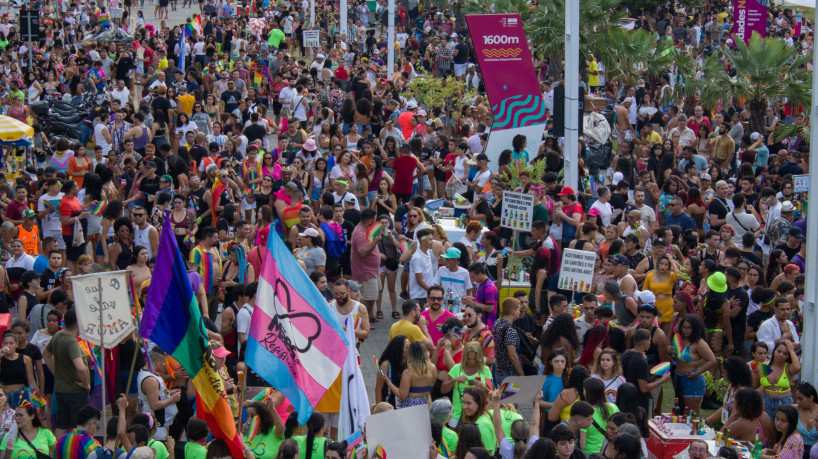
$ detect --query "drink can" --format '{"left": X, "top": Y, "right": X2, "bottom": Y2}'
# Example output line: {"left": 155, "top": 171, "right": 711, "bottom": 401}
{"left": 672, "top": 416, "right": 678, "bottom": 423}
{"left": 692, "top": 419, "right": 699, "bottom": 434}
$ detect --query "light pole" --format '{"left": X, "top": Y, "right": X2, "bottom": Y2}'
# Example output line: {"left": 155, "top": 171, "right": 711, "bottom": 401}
{"left": 387, "top": 0, "right": 395, "bottom": 79}
{"left": 564, "top": 0, "right": 580, "bottom": 192}
{"left": 799, "top": 12, "right": 818, "bottom": 384}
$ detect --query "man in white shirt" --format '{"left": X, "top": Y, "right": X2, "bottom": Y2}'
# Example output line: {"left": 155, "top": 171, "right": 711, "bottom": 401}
{"left": 589, "top": 186, "right": 613, "bottom": 227}
{"left": 278, "top": 80, "right": 297, "bottom": 115}
{"left": 409, "top": 229, "right": 436, "bottom": 307}
{"left": 331, "top": 181, "right": 360, "bottom": 211}
{"left": 434, "top": 247, "right": 473, "bottom": 299}
{"left": 669, "top": 114, "right": 697, "bottom": 147}
{"left": 111, "top": 79, "right": 131, "bottom": 106}
{"left": 235, "top": 282, "right": 256, "bottom": 352}
{"left": 291, "top": 85, "right": 309, "bottom": 123}
{"left": 467, "top": 123, "right": 486, "bottom": 154}
{"left": 757, "top": 297, "right": 800, "bottom": 352}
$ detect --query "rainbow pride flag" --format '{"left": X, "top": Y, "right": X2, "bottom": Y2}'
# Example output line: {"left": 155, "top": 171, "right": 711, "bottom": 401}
{"left": 186, "top": 14, "right": 203, "bottom": 36}
{"left": 366, "top": 222, "right": 383, "bottom": 242}
{"left": 92, "top": 200, "right": 107, "bottom": 216}
{"left": 140, "top": 217, "right": 243, "bottom": 457}
{"left": 246, "top": 224, "right": 348, "bottom": 425}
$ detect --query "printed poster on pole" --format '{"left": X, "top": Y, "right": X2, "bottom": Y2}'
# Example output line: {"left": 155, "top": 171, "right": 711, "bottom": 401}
{"left": 500, "top": 191, "right": 534, "bottom": 232}
{"left": 71, "top": 271, "right": 135, "bottom": 348}
{"left": 556, "top": 249, "right": 596, "bottom": 293}
{"left": 303, "top": 29, "right": 320, "bottom": 48}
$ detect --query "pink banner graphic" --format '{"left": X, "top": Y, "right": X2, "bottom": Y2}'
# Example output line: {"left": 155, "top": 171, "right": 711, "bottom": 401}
{"left": 466, "top": 14, "right": 546, "bottom": 163}
{"left": 733, "top": 0, "right": 767, "bottom": 44}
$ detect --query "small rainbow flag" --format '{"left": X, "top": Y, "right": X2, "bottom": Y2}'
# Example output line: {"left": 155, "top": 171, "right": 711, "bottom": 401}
{"left": 759, "top": 364, "right": 773, "bottom": 378}
{"left": 499, "top": 381, "right": 521, "bottom": 400}
{"left": 475, "top": 243, "right": 487, "bottom": 260}
{"left": 93, "top": 200, "right": 107, "bottom": 216}
{"left": 373, "top": 355, "right": 384, "bottom": 376}
{"left": 650, "top": 362, "right": 671, "bottom": 376}
{"left": 183, "top": 234, "right": 195, "bottom": 246}
{"left": 29, "top": 389, "right": 47, "bottom": 408}
{"left": 374, "top": 444, "right": 386, "bottom": 459}
{"left": 366, "top": 222, "right": 383, "bottom": 242}
{"left": 671, "top": 333, "right": 683, "bottom": 355}
{"left": 439, "top": 436, "right": 452, "bottom": 458}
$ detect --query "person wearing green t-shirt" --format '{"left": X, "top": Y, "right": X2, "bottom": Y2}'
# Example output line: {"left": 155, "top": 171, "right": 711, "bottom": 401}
{"left": 460, "top": 386, "right": 497, "bottom": 454}
{"left": 293, "top": 412, "right": 327, "bottom": 459}
{"left": 429, "top": 398, "right": 460, "bottom": 455}
{"left": 441, "top": 342, "right": 493, "bottom": 424}
{"left": 490, "top": 388, "right": 542, "bottom": 459}
{"left": 0, "top": 402, "right": 56, "bottom": 457}
{"left": 580, "top": 378, "right": 620, "bottom": 455}
{"left": 184, "top": 417, "right": 210, "bottom": 458}
{"left": 244, "top": 401, "right": 285, "bottom": 459}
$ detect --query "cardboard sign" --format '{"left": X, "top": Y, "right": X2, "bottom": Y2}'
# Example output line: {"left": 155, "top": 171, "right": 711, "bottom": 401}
{"left": 793, "top": 174, "right": 809, "bottom": 193}
{"left": 496, "top": 375, "right": 547, "bottom": 405}
{"left": 71, "top": 271, "right": 135, "bottom": 348}
{"left": 500, "top": 190, "right": 535, "bottom": 232}
{"left": 303, "top": 29, "right": 320, "bottom": 48}
{"left": 366, "top": 405, "right": 432, "bottom": 459}
{"left": 556, "top": 248, "right": 596, "bottom": 293}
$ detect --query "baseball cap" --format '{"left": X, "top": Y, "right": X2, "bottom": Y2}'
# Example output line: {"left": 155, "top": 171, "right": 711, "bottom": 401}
{"left": 609, "top": 254, "right": 629, "bottom": 266}
{"left": 700, "top": 173, "right": 712, "bottom": 180}
{"left": 22, "top": 209, "right": 35, "bottom": 219}
{"left": 603, "top": 280, "right": 623, "bottom": 299}
{"left": 788, "top": 227, "right": 803, "bottom": 239}
{"left": 624, "top": 233, "right": 640, "bottom": 244}
{"left": 212, "top": 345, "right": 231, "bottom": 358}
{"left": 441, "top": 247, "right": 462, "bottom": 259}
{"left": 557, "top": 186, "right": 576, "bottom": 196}
{"left": 750, "top": 132, "right": 761, "bottom": 141}
{"left": 638, "top": 291, "right": 656, "bottom": 305}
{"left": 344, "top": 195, "right": 357, "bottom": 203}
{"left": 316, "top": 53, "right": 326, "bottom": 59}
{"left": 405, "top": 101, "right": 418, "bottom": 109}
{"left": 298, "top": 228, "right": 320, "bottom": 238}
{"left": 612, "top": 171, "right": 624, "bottom": 185}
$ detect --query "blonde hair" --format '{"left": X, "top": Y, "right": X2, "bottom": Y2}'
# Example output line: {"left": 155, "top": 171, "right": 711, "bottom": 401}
{"left": 462, "top": 342, "right": 486, "bottom": 371}
{"left": 591, "top": 348, "right": 622, "bottom": 378}
{"left": 432, "top": 224, "right": 450, "bottom": 243}
{"left": 407, "top": 341, "right": 434, "bottom": 380}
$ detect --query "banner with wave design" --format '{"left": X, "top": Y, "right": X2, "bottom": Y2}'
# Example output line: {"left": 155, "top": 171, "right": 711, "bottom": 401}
{"left": 466, "top": 14, "right": 546, "bottom": 163}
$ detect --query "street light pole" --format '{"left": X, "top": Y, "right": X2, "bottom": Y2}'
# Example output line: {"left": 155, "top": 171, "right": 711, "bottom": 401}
{"left": 387, "top": 0, "right": 395, "bottom": 80}
{"left": 799, "top": 11, "right": 818, "bottom": 384}
{"left": 564, "top": 0, "right": 580, "bottom": 192}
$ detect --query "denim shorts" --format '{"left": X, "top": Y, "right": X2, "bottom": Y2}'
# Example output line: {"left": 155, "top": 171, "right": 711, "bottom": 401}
{"left": 677, "top": 371, "right": 706, "bottom": 398}
{"left": 763, "top": 394, "right": 793, "bottom": 421}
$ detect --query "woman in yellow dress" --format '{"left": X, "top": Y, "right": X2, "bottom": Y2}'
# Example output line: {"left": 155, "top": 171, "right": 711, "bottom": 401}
{"left": 642, "top": 255, "right": 677, "bottom": 335}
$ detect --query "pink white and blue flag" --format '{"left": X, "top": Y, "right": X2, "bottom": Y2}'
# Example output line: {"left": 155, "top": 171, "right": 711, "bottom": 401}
{"left": 246, "top": 232, "right": 348, "bottom": 425}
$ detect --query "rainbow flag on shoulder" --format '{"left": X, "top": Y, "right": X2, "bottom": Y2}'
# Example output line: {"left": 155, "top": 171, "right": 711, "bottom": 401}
{"left": 140, "top": 216, "right": 243, "bottom": 457}
{"left": 246, "top": 224, "right": 348, "bottom": 425}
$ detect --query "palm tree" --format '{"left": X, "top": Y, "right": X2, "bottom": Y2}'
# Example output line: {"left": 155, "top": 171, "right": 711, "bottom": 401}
{"left": 600, "top": 28, "right": 676, "bottom": 88}
{"left": 699, "top": 32, "right": 812, "bottom": 134}
{"left": 670, "top": 50, "right": 721, "bottom": 117}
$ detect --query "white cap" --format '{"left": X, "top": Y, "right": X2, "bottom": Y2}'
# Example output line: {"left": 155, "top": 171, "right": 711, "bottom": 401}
{"left": 700, "top": 173, "right": 712, "bottom": 180}
{"left": 406, "top": 101, "right": 418, "bottom": 109}
{"left": 637, "top": 290, "right": 656, "bottom": 305}
{"left": 298, "top": 228, "right": 320, "bottom": 238}
{"left": 316, "top": 53, "right": 325, "bottom": 59}
{"left": 750, "top": 132, "right": 761, "bottom": 140}
{"left": 612, "top": 171, "right": 624, "bottom": 185}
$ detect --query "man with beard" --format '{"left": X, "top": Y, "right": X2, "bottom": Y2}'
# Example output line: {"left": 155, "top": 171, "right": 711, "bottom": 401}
{"left": 461, "top": 303, "right": 496, "bottom": 367}
{"left": 329, "top": 279, "right": 370, "bottom": 343}
{"left": 422, "top": 285, "right": 456, "bottom": 346}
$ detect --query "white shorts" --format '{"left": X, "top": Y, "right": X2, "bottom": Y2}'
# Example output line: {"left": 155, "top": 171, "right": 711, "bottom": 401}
{"left": 240, "top": 195, "right": 256, "bottom": 211}
{"left": 44, "top": 229, "right": 66, "bottom": 249}
{"left": 380, "top": 265, "right": 397, "bottom": 273}
{"left": 453, "top": 63, "right": 467, "bottom": 77}
{"left": 357, "top": 277, "right": 379, "bottom": 301}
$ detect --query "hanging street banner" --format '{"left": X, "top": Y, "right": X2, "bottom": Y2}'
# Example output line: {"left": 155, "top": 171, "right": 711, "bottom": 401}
{"left": 71, "top": 271, "right": 135, "bottom": 348}
{"left": 732, "top": 0, "right": 767, "bottom": 44}
{"left": 466, "top": 14, "right": 547, "bottom": 164}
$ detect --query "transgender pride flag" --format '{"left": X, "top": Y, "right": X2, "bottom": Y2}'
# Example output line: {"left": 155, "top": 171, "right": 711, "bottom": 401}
{"left": 246, "top": 233, "right": 348, "bottom": 425}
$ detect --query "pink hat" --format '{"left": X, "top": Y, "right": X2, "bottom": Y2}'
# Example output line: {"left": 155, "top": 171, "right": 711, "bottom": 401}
{"left": 302, "top": 138, "right": 317, "bottom": 152}
{"left": 587, "top": 208, "right": 600, "bottom": 217}
{"left": 212, "top": 345, "right": 231, "bottom": 358}
{"left": 417, "top": 109, "right": 427, "bottom": 116}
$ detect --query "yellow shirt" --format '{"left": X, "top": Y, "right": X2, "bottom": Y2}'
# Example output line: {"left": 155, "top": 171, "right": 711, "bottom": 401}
{"left": 388, "top": 319, "right": 426, "bottom": 343}
{"left": 178, "top": 93, "right": 195, "bottom": 116}
{"left": 645, "top": 131, "right": 662, "bottom": 144}
{"left": 158, "top": 58, "right": 168, "bottom": 72}
{"left": 588, "top": 60, "right": 599, "bottom": 87}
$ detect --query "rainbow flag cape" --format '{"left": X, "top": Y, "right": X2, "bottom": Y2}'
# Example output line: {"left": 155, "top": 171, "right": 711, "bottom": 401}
{"left": 366, "top": 222, "right": 383, "bottom": 242}
{"left": 92, "top": 200, "right": 107, "bottom": 216}
{"left": 245, "top": 223, "right": 348, "bottom": 425}
{"left": 140, "top": 217, "right": 243, "bottom": 457}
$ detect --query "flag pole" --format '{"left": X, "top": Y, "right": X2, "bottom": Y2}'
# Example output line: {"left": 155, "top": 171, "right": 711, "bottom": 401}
{"left": 98, "top": 276, "right": 107, "bottom": 446}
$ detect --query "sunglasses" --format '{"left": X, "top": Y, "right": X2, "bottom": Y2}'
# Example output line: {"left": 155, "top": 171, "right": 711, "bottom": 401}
{"left": 133, "top": 213, "right": 145, "bottom": 217}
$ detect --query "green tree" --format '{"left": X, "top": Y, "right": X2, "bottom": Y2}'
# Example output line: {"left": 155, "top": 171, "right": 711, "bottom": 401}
{"left": 401, "top": 75, "right": 476, "bottom": 118}
{"left": 601, "top": 28, "right": 675, "bottom": 87}
{"left": 699, "top": 33, "right": 812, "bottom": 134}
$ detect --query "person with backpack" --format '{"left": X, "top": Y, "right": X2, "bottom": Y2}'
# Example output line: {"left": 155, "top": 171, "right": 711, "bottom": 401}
{"left": 318, "top": 205, "right": 347, "bottom": 281}
{"left": 55, "top": 405, "right": 102, "bottom": 458}
{"left": 87, "top": 418, "right": 128, "bottom": 459}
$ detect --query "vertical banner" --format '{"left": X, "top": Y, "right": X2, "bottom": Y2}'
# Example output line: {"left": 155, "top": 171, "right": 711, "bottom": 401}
{"left": 71, "top": 271, "right": 135, "bottom": 348}
{"left": 732, "top": 0, "right": 767, "bottom": 44}
{"left": 466, "top": 14, "right": 547, "bottom": 164}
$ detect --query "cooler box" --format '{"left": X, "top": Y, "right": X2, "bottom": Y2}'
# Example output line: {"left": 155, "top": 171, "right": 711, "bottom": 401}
{"left": 646, "top": 421, "right": 703, "bottom": 459}
{"left": 0, "top": 313, "right": 11, "bottom": 335}
{"left": 453, "top": 205, "right": 470, "bottom": 218}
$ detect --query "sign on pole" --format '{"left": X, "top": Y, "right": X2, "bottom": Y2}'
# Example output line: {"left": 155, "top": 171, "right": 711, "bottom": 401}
{"left": 557, "top": 249, "right": 596, "bottom": 293}
{"left": 732, "top": 0, "right": 767, "bottom": 43}
{"left": 500, "top": 191, "right": 534, "bottom": 232}
{"left": 794, "top": 175, "right": 809, "bottom": 193}
{"left": 303, "top": 29, "right": 320, "bottom": 48}
{"left": 18, "top": 9, "right": 41, "bottom": 42}
{"left": 71, "top": 271, "right": 136, "bottom": 348}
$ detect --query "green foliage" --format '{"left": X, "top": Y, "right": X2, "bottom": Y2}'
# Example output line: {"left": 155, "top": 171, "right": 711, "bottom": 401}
{"left": 774, "top": 122, "right": 810, "bottom": 144}
{"left": 401, "top": 75, "right": 476, "bottom": 114}
{"left": 601, "top": 28, "right": 675, "bottom": 87}
{"left": 501, "top": 158, "right": 548, "bottom": 188}
{"left": 704, "top": 370, "right": 729, "bottom": 402}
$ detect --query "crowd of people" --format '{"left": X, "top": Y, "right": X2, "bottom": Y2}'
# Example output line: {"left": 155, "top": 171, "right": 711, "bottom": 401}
{"left": 0, "top": 0, "right": 813, "bottom": 457}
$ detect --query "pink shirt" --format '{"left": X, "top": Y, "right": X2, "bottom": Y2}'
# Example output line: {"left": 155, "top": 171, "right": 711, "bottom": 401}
{"left": 421, "top": 309, "right": 456, "bottom": 346}
{"left": 350, "top": 224, "right": 381, "bottom": 282}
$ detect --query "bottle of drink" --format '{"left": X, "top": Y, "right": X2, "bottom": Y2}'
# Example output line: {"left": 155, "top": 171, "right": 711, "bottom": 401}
{"left": 752, "top": 428, "right": 763, "bottom": 459}
{"left": 724, "top": 429, "right": 730, "bottom": 447}
{"left": 672, "top": 398, "right": 681, "bottom": 416}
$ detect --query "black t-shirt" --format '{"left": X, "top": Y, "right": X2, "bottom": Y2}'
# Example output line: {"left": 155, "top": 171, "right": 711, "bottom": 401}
{"left": 453, "top": 43, "right": 470, "bottom": 64}
{"left": 747, "top": 309, "right": 774, "bottom": 333}
{"left": 740, "top": 249, "right": 763, "bottom": 266}
{"left": 115, "top": 55, "right": 135, "bottom": 79}
{"left": 621, "top": 349, "right": 650, "bottom": 411}
{"left": 726, "top": 286, "right": 749, "bottom": 351}
{"left": 17, "top": 342, "right": 42, "bottom": 364}
{"left": 344, "top": 209, "right": 361, "bottom": 227}
{"left": 244, "top": 123, "right": 267, "bottom": 145}
{"left": 220, "top": 90, "right": 243, "bottom": 113}
{"left": 610, "top": 193, "right": 627, "bottom": 223}
{"left": 775, "top": 242, "right": 800, "bottom": 262}
{"left": 139, "top": 175, "right": 162, "bottom": 212}
{"left": 40, "top": 268, "right": 60, "bottom": 292}
{"left": 708, "top": 197, "right": 730, "bottom": 231}
{"left": 513, "top": 312, "right": 536, "bottom": 335}
{"left": 150, "top": 97, "right": 173, "bottom": 120}
{"left": 217, "top": 218, "right": 236, "bottom": 238}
